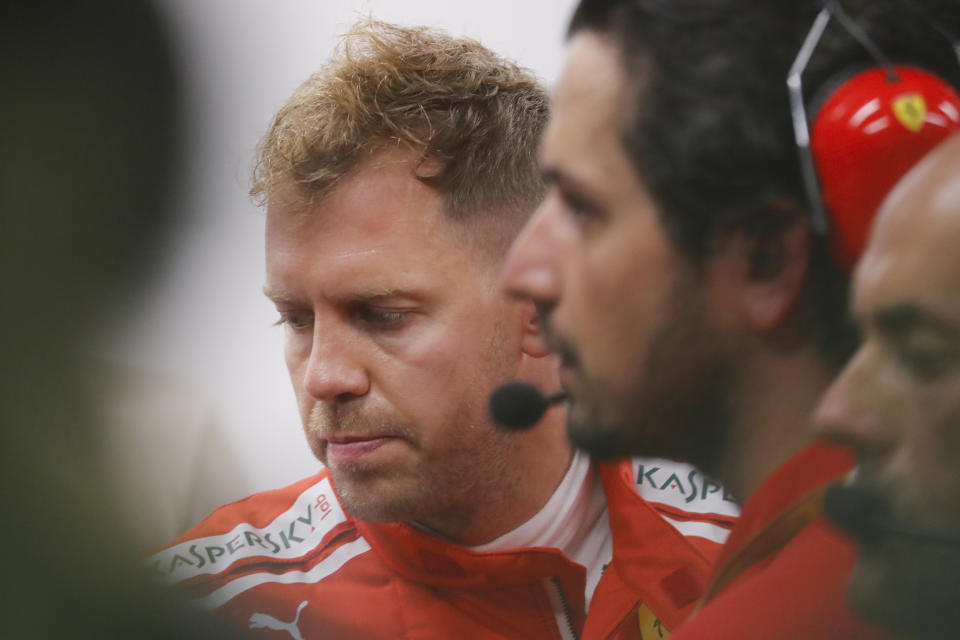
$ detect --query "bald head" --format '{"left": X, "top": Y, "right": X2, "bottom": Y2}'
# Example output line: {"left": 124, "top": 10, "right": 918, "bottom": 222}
{"left": 813, "top": 131, "right": 960, "bottom": 638}
{"left": 867, "top": 131, "right": 960, "bottom": 260}
{"left": 855, "top": 133, "right": 960, "bottom": 325}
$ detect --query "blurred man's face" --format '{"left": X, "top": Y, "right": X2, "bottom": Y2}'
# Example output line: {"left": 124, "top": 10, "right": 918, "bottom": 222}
{"left": 500, "top": 32, "right": 735, "bottom": 461}
{"left": 264, "top": 148, "right": 530, "bottom": 540}
{"left": 814, "top": 138, "right": 960, "bottom": 637}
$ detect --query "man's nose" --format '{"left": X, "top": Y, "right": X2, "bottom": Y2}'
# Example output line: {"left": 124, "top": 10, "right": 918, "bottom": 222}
{"left": 499, "top": 198, "right": 569, "bottom": 307}
{"left": 303, "top": 325, "right": 371, "bottom": 402}
{"left": 812, "top": 346, "right": 893, "bottom": 453}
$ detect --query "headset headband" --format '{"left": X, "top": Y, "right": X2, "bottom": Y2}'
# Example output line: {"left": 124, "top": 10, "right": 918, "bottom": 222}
{"left": 787, "top": 0, "right": 960, "bottom": 270}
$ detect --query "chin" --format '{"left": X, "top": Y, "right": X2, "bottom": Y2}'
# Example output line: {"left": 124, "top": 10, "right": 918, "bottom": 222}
{"left": 336, "top": 489, "right": 413, "bottom": 523}
{"left": 567, "top": 426, "right": 632, "bottom": 460}
{"left": 847, "top": 555, "right": 900, "bottom": 630}
{"left": 332, "top": 471, "right": 424, "bottom": 523}
{"left": 848, "top": 541, "right": 960, "bottom": 638}
{"left": 565, "top": 405, "right": 644, "bottom": 460}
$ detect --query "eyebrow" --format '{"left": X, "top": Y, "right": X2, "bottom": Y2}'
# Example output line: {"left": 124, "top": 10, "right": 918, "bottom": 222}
{"left": 261, "top": 284, "right": 419, "bottom": 305}
{"left": 349, "top": 287, "right": 411, "bottom": 302}
{"left": 541, "top": 167, "right": 562, "bottom": 186}
{"left": 262, "top": 285, "right": 298, "bottom": 305}
{"left": 543, "top": 167, "right": 590, "bottom": 195}
{"left": 872, "top": 304, "right": 960, "bottom": 340}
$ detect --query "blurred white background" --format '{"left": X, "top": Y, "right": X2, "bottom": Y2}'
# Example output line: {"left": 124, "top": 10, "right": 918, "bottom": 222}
{"left": 105, "top": 0, "right": 579, "bottom": 523}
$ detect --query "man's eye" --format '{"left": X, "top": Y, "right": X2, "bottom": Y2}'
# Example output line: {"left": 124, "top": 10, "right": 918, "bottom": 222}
{"left": 274, "top": 312, "right": 313, "bottom": 331}
{"left": 896, "top": 348, "right": 952, "bottom": 383}
{"left": 354, "top": 306, "right": 408, "bottom": 328}
{"left": 561, "top": 193, "right": 597, "bottom": 225}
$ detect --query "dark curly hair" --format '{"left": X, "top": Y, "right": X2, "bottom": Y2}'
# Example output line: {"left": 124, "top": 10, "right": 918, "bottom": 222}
{"left": 568, "top": 0, "right": 960, "bottom": 367}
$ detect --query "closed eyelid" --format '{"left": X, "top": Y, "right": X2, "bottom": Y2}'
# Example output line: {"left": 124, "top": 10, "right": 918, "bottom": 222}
{"left": 555, "top": 173, "right": 597, "bottom": 206}
{"left": 873, "top": 305, "right": 960, "bottom": 344}
{"left": 274, "top": 310, "right": 314, "bottom": 331}
{"left": 349, "top": 305, "right": 415, "bottom": 333}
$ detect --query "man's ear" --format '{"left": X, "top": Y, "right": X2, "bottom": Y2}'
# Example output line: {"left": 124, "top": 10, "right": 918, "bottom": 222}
{"left": 739, "top": 219, "right": 811, "bottom": 332}
{"left": 715, "top": 214, "right": 811, "bottom": 334}
{"left": 518, "top": 299, "right": 552, "bottom": 358}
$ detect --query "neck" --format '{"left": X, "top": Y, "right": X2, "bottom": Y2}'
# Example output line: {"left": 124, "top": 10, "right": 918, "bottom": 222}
{"left": 715, "top": 345, "right": 834, "bottom": 503}
{"left": 415, "top": 410, "right": 574, "bottom": 546}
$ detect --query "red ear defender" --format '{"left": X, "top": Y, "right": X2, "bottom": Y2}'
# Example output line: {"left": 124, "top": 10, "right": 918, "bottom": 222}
{"left": 788, "top": 3, "right": 960, "bottom": 273}
{"left": 811, "top": 67, "right": 960, "bottom": 271}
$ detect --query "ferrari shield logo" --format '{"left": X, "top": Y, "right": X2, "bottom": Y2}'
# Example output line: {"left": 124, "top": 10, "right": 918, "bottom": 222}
{"left": 637, "top": 603, "right": 669, "bottom": 638}
{"left": 892, "top": 94, "right": 927, "bottom": 132}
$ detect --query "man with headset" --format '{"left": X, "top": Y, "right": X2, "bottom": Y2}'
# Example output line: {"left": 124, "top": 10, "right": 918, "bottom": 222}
{"left": 501, "top": 0, "right": 960, "bottom": 636}
{"left": 815, "top": 132, "right": 960, "bottom": 639}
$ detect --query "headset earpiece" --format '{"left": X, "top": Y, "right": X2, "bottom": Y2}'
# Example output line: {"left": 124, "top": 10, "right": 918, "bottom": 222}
{"left": 809, "top": 66, "right": 960, "bottom": 271}
{"left": 789, "top": 4, "right": 960, "bottom": 272}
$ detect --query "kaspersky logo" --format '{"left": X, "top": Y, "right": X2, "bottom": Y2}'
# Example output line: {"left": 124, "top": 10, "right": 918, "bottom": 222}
{"left": 150, "top": 478, "right": 346, "bottom": 584}
{"left": 636, "top": 462, "right": 737, "bottom": 506}
{"left": 152, "top": 502, "right": 318, "bottom": 577}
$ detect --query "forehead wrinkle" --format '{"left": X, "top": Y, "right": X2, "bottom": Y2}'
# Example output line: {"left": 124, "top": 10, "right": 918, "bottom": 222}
{"left": 861, "top": 208, "right": 960, "bottom": 323}
{"left": 321, "top": 247, "right": 386, "bottom": 260}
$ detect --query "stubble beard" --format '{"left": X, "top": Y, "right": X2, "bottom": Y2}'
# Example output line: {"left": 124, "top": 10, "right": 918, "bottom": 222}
{"left": 307, "top": 402, "right": 424, "bottom": 523}
{"left": 306, "top": 330, "right": 520, "bottom": 533}
{"left": 847, "top": 518, "right": 960, "bottom": 637}
{"left": 320, "top": 406, "right": 518, "bottom": 532}
{"left": 565, "top": 278, "right": 737, "bottom": 472}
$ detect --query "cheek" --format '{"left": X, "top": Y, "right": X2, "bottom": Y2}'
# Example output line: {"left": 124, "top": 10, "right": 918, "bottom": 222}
{"left": 282, "top": 336, "right": 314, "bottom": 423}
{"left": 378, "top": 356, "right": 483, "bottom": 453}
{"left": 555, "top": 239, "right": 625, "bottom": 337}
{"left": 576, "top": 225, "right": 673, "bottom": 371}
{"left": 914, "top": 390, "right": 960, "bottom": 514}
{"left": 887, "top": 380, "right": 960, "bottom": 526}
{"left": 379, "top": 306, "right": 509, "bottom": 422}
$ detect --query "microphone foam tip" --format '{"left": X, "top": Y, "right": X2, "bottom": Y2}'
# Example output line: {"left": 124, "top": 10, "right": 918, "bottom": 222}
{"left": 489, "top": 382, "right": 547, "bottom": 430}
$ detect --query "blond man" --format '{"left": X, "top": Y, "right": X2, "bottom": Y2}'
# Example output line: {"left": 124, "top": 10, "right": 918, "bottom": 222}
{"left": 151, "top": 21, "right": 734, "bottom": 639}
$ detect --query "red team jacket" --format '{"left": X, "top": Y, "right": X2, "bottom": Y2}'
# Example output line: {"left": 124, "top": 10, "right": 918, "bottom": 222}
{"left": 152, "top": 459, "right": 737, "bottom": 639}
{"left": 671, "top": 444, "right": 897, "bottom": 640}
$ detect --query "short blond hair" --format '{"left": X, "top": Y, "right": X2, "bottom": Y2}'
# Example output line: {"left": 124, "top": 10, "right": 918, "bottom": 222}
{"left": 252, "top": 19, "right": 548, "bottom": 248}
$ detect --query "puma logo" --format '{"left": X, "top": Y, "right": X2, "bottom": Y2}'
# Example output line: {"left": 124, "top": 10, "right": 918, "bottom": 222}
{"left": 249, "top": 600, "right": 309, "bottom": 640}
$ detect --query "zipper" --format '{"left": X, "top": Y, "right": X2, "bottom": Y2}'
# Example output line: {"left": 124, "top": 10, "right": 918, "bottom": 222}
{"left": 542, "top": 576, "right": 579, "bottom": 640}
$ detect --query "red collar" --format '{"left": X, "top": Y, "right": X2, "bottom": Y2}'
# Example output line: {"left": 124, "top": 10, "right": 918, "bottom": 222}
{"left": 709, "top": 442, "right": 854, "bottom": 581}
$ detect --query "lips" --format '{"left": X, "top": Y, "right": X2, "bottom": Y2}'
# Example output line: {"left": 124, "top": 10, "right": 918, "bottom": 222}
{"left": 326, "top": 434, "right": 385, "bottom": 445}
{"left": 324, "top": 435, "right": 400, "bottom": 464}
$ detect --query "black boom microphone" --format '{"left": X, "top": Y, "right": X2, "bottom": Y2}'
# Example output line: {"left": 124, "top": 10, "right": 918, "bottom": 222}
{"left": 489, "top": 382, "right": 568, "bottom": 430}
{"left": 823, "top": 484, "right": 960, "bottom": 548}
